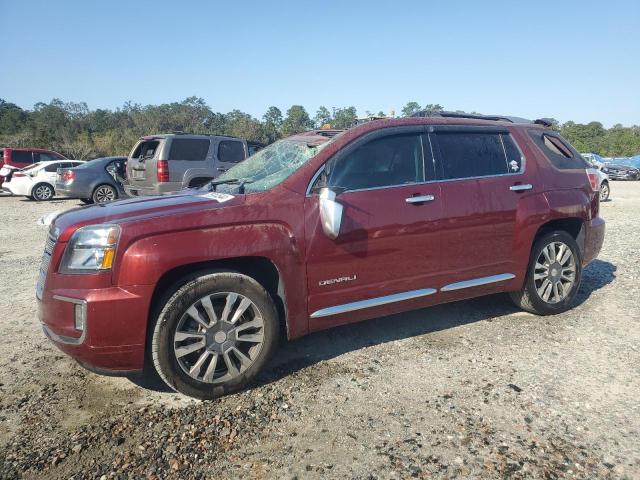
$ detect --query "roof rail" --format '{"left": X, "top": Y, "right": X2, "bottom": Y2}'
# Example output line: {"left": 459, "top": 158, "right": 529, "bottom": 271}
{"left": 410, "top": 110, "right": 533, "bottom": 124}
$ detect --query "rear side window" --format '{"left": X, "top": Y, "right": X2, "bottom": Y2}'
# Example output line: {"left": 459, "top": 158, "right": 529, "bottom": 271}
{"left": 169, "top": 138, "right": 210, "bottom": 161}
{"left": 218, "top": 141, "right": 245, "bottom": 163}
{"left": 131, "top": 140, "right": 161, "bottom": 160}
{"left": 527, "top": 130, "right": 588, "bottom": 170}
{"left": 435, "top": 132, "right": 509, "bottom": 179}
{"left": 501, "top": 134, "right": 524, "bottom": 173}
{"left": 44, "top": 162, "right": 63, "bottom": 172}
{"left": 11, "top": 151, "right": 34, "bottom": 164}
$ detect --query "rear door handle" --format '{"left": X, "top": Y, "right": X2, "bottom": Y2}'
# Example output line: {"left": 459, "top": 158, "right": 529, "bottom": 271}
{"left": 406, "top": 195, "right": 435, "bottom": 204}
{"left": 510, "top": 184, "right": 533, "bottom": 192}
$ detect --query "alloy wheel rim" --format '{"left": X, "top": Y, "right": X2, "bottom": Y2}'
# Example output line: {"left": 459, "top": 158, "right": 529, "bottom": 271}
{"left": 600, "top": 184, "right": 608, "bottom": 201}
{"left": 36, "top": 185, "right": 52, "bottom": 199}
{"left": 96, "top": 187, "right": 115, "bottom": 202}
{"left": 173, "top": 292, "right": 265, "bottom": 384}
{"left": 534, "top": 241, "right": 576, "bottom": 304}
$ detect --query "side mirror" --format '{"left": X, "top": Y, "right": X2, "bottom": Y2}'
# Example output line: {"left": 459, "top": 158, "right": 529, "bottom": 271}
{"left": 319, "top": 187, "right": 343, "bottom": 240}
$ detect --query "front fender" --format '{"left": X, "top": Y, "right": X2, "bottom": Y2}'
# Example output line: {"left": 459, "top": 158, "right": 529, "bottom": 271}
{"left": 115, "top": 222, "right": 308, "bottom": 337}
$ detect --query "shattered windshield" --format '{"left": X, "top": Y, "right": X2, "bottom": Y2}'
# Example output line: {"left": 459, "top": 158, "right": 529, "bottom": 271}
{"left": 214, "top": 138, "right": 329, "bottom": 193}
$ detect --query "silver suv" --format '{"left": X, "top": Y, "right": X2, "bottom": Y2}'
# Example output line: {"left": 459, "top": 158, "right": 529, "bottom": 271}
{"left": 124, "top": 134, "right": 261, "bottom": 196}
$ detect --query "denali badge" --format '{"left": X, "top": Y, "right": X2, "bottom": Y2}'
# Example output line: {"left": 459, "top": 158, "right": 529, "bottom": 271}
{"left": 319, "top": 275, "right": 357, "bottom": 286}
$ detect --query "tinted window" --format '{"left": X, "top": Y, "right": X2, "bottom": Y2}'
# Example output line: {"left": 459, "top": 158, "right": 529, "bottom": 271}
{"left": 501, "top": 134, "right": 524, "bottom": 173}
{"left": 12, "top": 151, "right": 33, "bottom": 164}
{"left": 44, "top": 162, "right": 63, "bottom": 172}
{"left": 168, "top": 138, "right": 210, "bottom": 161}
{"left": 329, "top": 134, "right": 424, "bottom": 191}
{"left": 436, "top": 132, "right": 508, "bottom": 179}
{"left": 218, "top": 141, "right": 245, "bottom": 163}
{"left": 37, "top": 152, "right": 62, "bottom": 162}
{"left": 131, "top": 140, "right": 161, "bottom": 159}
{"left": 527, "top": 130, "right": 589, "bottom": 170}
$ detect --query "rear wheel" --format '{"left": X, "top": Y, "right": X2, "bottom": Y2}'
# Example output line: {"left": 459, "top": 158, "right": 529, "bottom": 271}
{"left": 92, "top": 184, "right": 117, "bottom": 203}
{"left": 32, "top": 183, "right": 54, "bottom": 201}
{"left": 599, "top": 181, "right": 610, "bottom": 202}
{"left": 151, "top": 271, "right": 279, "bottom": 400}
{"left": 510, "top": 231, "right": 582, "bottom": 315}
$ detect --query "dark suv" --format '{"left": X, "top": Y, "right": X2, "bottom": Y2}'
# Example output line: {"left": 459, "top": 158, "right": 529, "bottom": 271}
{"left": 37, "top": 114, "right": 605, "bottom": 399}
{"left": 124, "top": 134, "right": 262, "bottom": 196}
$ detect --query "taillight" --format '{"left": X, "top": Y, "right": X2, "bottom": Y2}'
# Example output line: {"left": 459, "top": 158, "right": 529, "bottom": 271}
{"left": 63, "top": 170, "right": 75, "bottom": 182}
{"left": 157, "top": 160, "right": 169, "bottom": 182}
{"left": 14, "top": 172, "right": 26, "bottom": 177}
{"left": 586, "top": 169, "right": 599, "bottom": 192}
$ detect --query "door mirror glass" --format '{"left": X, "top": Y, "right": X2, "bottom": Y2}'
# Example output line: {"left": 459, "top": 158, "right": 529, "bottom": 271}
{"left": 319, "top": 187, "right": 343, "bottom": 240}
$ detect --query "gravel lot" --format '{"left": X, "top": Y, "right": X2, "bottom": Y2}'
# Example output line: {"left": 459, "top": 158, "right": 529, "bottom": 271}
{"left": 0, "top": 183, "right": 638, "bottom": 479}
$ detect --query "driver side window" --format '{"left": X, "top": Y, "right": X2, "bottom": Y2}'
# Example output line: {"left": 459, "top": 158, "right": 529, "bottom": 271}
{"left": 328, "top": 134, "right": 424, "bottom": 191}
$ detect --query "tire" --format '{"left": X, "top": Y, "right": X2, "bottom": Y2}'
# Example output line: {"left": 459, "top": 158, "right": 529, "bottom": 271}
{"left": 80, "top": 198, "right": 93, "bottom": 204}
{"left": 510, "top": 231, "right": 582, "bottom": 315}
{"left": 32, "top": 183, "right": 54, "bottom": 201}
{"left": 92, "top": 184, "right": 117, "bottom": 203}
{"left": 599, "top": 181, "right": 610, "bottom": 202}
{"left": 151, "top": 271, "right": 279, "bottom": 400}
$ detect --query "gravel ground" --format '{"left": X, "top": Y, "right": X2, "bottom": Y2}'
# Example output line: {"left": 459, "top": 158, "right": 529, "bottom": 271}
{"left": 0, "top": 183, "right": 638, "bottom": 479}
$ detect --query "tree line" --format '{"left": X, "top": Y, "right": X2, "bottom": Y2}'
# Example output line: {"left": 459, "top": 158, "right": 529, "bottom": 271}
{"left": 0, "top": 97, "right": 638, "bottom": 159}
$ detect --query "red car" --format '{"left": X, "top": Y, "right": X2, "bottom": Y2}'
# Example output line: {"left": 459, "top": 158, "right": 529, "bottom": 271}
{"left": 0, "top": 147, "right": 66, "bottom": 186}
{"left": 37, "top": 114, "right": 605, "bottom": 399}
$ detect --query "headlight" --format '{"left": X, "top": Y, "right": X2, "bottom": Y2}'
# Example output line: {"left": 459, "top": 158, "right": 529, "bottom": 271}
{"left": 60, "top": 224, "right": 121, "bottom": 274}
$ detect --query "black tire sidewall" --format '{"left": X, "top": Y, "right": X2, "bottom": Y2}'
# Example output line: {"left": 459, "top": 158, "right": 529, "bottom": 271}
{"left": 93, "top": 184, "right": 117, "bottom": 203}
{"left": 33, "top": 183, "right": 53, "bottom": 201}
{"left": 525, "top": 231, "right": 582, "bottom": 314}
{"left": 151, "top": 272, "right": 279, "bottom": 400}
{"left": 600, "top": 182, "right": 609, "bottom": 201}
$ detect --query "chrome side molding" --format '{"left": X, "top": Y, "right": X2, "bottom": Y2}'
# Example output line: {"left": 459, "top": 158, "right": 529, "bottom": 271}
{"left": 312, "top": 273, "right": 516, "bottom": 318}
{"left": 310, "top": 288, "right": 437, "bottom": 319}
{"left": 440, "top": 273, "right": 515, "bottom": 292}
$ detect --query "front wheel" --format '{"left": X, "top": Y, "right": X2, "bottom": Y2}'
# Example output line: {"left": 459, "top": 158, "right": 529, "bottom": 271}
{"left": 510, "top": 231, "right": 582, "bottom": 315}
{"left": 150, "top": 271, "right": 279, "bottom": 400}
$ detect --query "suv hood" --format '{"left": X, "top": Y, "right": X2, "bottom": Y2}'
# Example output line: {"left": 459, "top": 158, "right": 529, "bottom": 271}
{"left": 51, "top": 189, "right": 243, "bottom": 241}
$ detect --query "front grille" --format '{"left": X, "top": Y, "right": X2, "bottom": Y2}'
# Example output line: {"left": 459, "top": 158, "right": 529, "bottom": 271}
{"left": 36, "top": 234, "right": 57, "bottom": 300}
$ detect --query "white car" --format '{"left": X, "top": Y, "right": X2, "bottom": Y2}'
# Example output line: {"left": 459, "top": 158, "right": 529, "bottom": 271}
{"left": 3, "top": 160, "right": 85, "bottom": 200}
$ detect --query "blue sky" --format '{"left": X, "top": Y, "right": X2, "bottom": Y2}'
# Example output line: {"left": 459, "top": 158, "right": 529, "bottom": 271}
{"left": 1, "top": 0, "right": 638, "bottom": 126}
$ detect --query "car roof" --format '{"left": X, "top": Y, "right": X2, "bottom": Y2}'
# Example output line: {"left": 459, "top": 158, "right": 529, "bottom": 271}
{"left": 139, "top": 134, "right": 244, "bottom": 141}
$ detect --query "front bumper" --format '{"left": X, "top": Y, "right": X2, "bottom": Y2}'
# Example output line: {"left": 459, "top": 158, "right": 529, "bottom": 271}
{"left": 38, "top": 284, "right": 155, "bottom": 374}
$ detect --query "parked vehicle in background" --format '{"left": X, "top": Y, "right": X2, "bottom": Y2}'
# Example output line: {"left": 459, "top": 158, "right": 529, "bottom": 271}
{"left": 602, "top": 163, "right": 639, "bottom": 181}
{"left": 581, "top": 153, "right": 611, "bottom": 201}
{"left": 124, "top": 134, "right": 262, "bottom": 197}
{"left": 4, "top": 160, "right": 84, "bottom": 200}
{"left": 38, "top": 113, "right": 605, "bottom": 400}
{"left": 0, "top": 148, "right": 66, "bottom": 187}
{"left": 56, "top": 156, "right": 127, "bottom": 204}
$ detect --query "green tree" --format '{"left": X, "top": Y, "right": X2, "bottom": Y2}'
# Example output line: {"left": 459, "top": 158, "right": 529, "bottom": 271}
{"left": 314, "top": 106, "right": 332, "bottom": 128}
{"left": 331, "top": 106, "right": 357, "bottom": 129}
{"left": 262, "top": 106, "right": 283, "bottom": 143}
{"left": 282, "top": 105, "right": 312, "bottom": 135}
{"left": 401, "top": 101, "right": 421, "bottom": 117}
{"left": 422, "top": 103, "right": 443, "bottom": 114}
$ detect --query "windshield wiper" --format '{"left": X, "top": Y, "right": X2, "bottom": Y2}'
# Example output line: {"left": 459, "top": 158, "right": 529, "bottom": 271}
{"left": 204, "top": 177, "right": 254, "bottom": 193}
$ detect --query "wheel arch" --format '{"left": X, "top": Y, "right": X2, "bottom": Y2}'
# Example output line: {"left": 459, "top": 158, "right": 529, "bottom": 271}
{"left": 31, "top": 181, "right": 55, "bottom": 198}
{"left": 532, "top": 217, "right": 585, "bottom": 259}
{"left": 147, "top": 256, "right": 289, "bottom": 342}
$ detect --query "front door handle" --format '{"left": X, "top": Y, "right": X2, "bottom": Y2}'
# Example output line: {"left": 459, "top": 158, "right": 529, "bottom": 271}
{"left": 510, "top": 184, "right": 533, "bottom": 192}
{"left": 406, "top": 195, "right": 435, "bottom": 204}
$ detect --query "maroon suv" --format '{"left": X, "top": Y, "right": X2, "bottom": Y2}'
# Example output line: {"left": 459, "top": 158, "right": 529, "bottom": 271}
{"left": 37, "top": 114, "right": 605, "bottom": 399}
{"left": 0, "top": 147, "right": 66, "bottom": 186}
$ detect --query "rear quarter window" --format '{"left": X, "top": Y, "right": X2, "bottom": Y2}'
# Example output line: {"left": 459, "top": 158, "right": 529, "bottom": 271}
{"left": 168, "top": 138, "right": 210, "bottom": 161}
{"left": 218, "top": 140, "right": 246, "bottom": 163}
{"left": 527, "top": 130, "right": 589, "bottom": 170}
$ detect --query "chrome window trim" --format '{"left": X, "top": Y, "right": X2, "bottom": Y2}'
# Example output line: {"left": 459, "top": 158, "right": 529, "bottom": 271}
{"left": 440, "top": 273, "right": 515, "bottom": 292}
{"left": 306, "top": 129, "right": 528, "bottom": 196}
{"left": 310, "top": 287, "right": 437, "bottom": 318}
